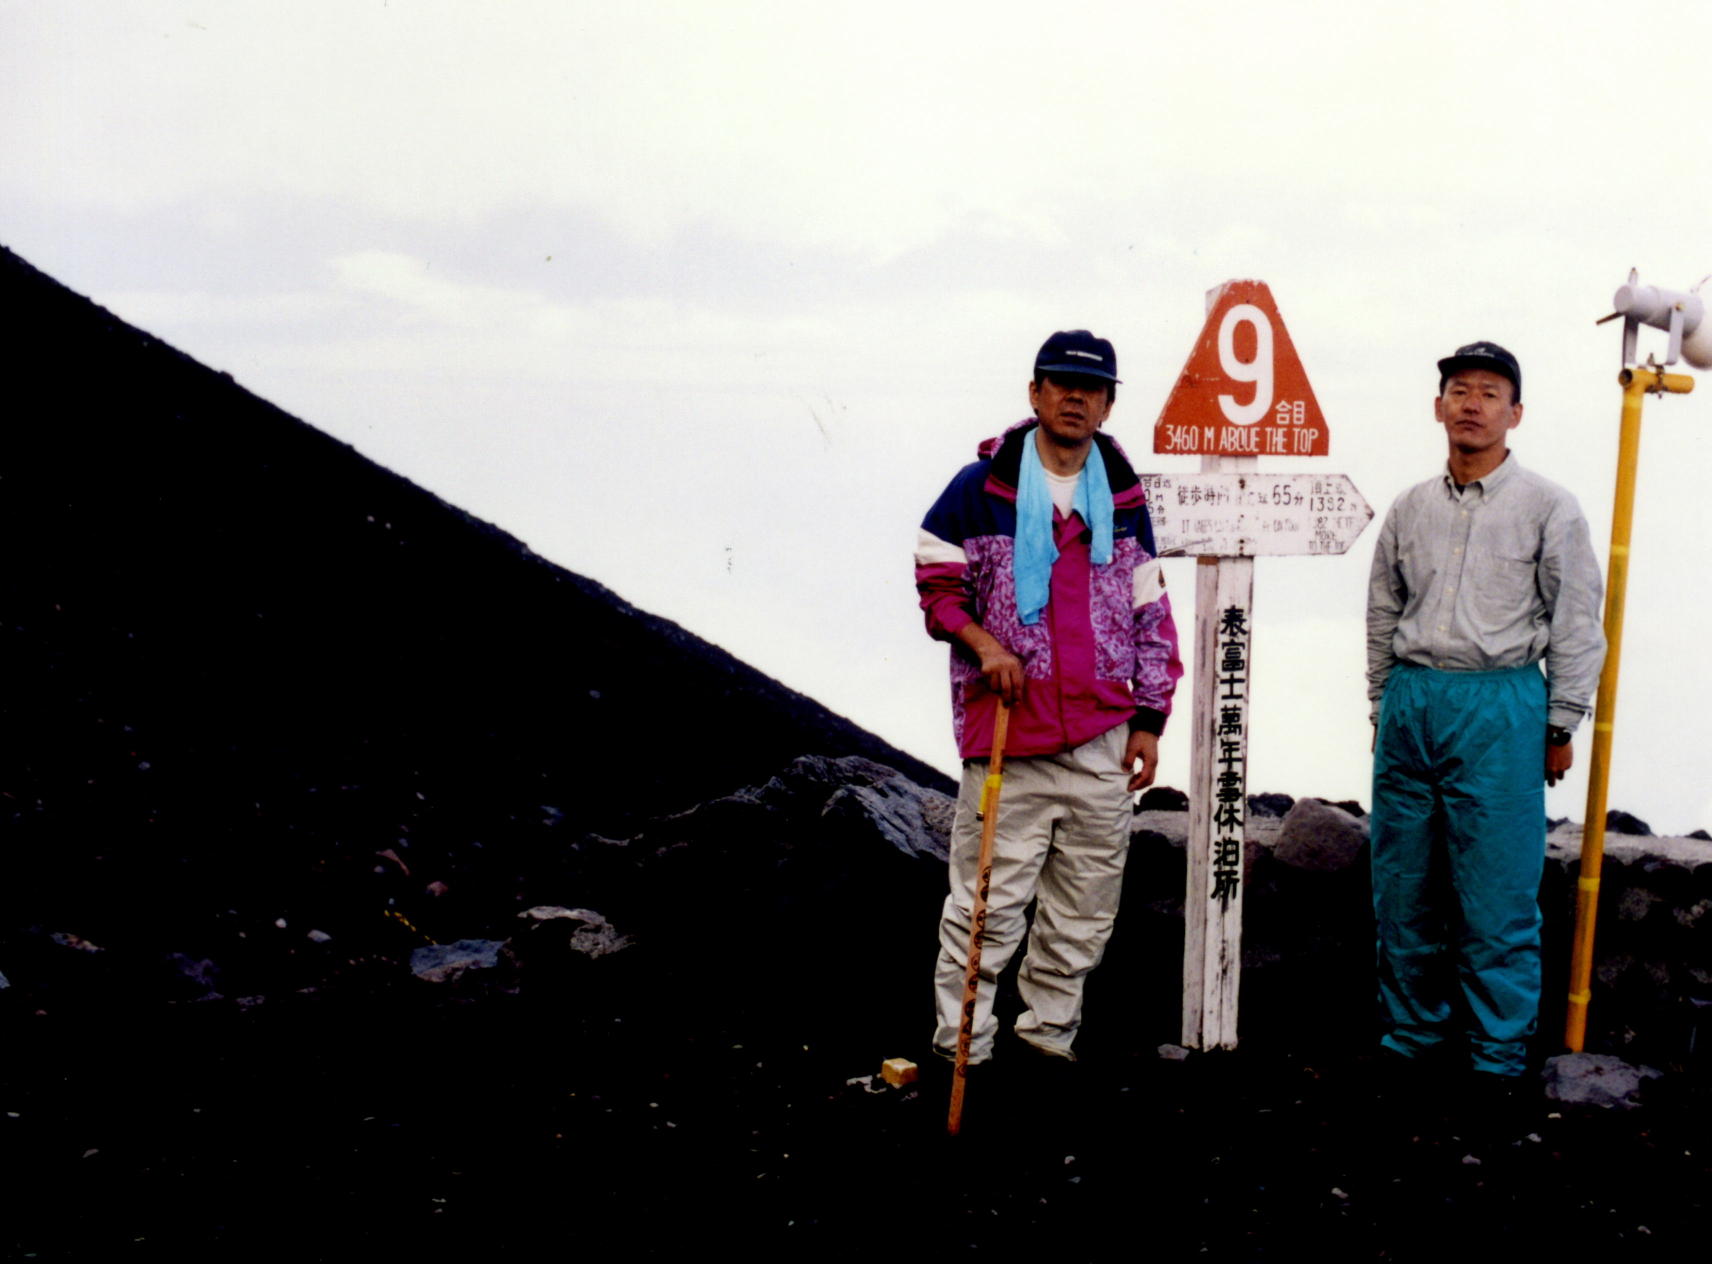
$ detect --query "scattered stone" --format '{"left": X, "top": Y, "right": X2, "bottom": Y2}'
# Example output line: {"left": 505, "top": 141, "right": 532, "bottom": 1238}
{"left": 163, "top": 954, "right": 221, "bottom": 998}
{"left": 375, "top": 847, "right": 411, "bottom": 875}
{"left": 1157, "top": 1044, "right": 1192, "bottom": 1062}
{"left": 1690, "top": 829, "right": 1711, "bottom": 842}
{"left": 0, "top": 970, "right": 9, "bottom": 989}
{"left": 306, "top": 929, "right": 332, "bottom": 944}
{"left": 425, "top": 881, "right": 450, "bottom": 898}
{"left": 1606, "top": 810, "right": 1653, "bottom": 837}
{"left": 1247, "top": 792, "right": 1295, "bottom": 819}
{"left": 1137, "top": 786, "right": 1189, "bottom": 813}
{"left": 1273, "top": 799, "right": 1369, "bottom": 873}
{"left": 1679, "top": 900, "right": 1712, "bottom": 930}
{"left": 409, "top": 939, "right": 505, "bottom": 984}
{"left": 1541, "top": 1052, "right": 1662, "bottom": 1110}
{"left": 516, "top": 907, "right": 632, "bottom": 957}
{"left": 50, "top": 932, "right": 103, "bottom": 953}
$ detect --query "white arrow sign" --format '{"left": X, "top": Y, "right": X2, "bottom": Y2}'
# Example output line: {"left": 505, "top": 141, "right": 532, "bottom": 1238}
{"left": 1140, "top": 472, "right": 1373, "bottom": 558}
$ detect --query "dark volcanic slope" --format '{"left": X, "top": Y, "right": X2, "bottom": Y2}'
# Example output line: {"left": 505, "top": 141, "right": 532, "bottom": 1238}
{"left": 0, "top": 243, "right": 949, "bottom": 956}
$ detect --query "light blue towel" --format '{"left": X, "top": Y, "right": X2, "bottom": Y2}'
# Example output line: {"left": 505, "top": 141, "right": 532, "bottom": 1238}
{"left": 1015, "top": 430, "right": 1113, "bottom": 626}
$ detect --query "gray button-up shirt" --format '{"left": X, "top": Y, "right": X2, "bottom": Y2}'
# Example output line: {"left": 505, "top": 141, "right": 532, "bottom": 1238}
{"left": 1366, "top": 453, "right": 1606, "bottom": 730}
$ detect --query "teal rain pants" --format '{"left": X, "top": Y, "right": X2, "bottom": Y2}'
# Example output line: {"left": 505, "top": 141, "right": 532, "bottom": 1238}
{"left": 1371, "top": 663, "right": 1547, "bottom": 1076}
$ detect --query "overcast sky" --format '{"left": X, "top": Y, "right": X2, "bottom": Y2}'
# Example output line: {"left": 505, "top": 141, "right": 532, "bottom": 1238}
{"left": 7, "top": 1, "right": 1712, "bottom": 832}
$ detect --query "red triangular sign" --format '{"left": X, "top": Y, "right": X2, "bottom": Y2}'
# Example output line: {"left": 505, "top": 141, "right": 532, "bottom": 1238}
{"left": 1153, "top": 280, "right": 1328, "bottom": 457}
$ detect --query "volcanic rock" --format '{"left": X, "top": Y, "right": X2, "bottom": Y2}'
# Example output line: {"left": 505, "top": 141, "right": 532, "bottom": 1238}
{"left": 1137, "top": 786, "right": 1189, "bottom": 813}
{"left": 409, "top": 939, "right": 506, "bottom": 984}
{"left": 1607, "top": 810, "right": 1654, "bottom": 837}
{"left": 1247, "top": 792, "right": 1295, "bottom": 818}
{"left": 1541, "top": 1052, "right": 1662, "bottom": 1110}
{"left": 516, "top": 906, "right": 632, "bottom": 958}
{"left": 1273, "top": 798, "right": 1368, "bottom": 873}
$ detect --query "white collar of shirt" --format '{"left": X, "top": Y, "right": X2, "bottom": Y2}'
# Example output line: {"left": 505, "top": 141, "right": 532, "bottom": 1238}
{"left": 1442, "top": 450, "right": 1519, "bottom": 499}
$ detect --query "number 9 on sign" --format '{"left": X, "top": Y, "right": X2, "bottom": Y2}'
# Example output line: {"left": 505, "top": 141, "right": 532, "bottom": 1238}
{"left": 1217, "top": 304, "right": 1273, "bottom": 425}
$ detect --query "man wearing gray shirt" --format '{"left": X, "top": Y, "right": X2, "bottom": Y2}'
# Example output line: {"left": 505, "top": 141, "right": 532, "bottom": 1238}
{"left": 1366, "top": 341, "right": 1606, "bottom": 1092}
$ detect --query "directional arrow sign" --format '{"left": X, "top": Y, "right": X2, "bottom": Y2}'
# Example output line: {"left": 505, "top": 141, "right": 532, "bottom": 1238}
{"left": 1141, "top": 472, "right": 1372, "bottom": 558}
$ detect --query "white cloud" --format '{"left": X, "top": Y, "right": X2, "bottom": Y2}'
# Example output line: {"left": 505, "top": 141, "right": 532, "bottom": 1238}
{"left": 10, "top": 0, "right": 1712, "bottom": 829}
{"left": 12, "top": 1, "right": 1707, "bottom": 262}
{"left": 101, "top": 287, "right": 349, "bottom": 332}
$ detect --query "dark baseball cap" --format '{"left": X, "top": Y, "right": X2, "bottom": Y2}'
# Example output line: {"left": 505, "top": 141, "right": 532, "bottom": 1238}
{"left": 1437, "top": 341, "right": 1521, "bottom": 402}
{"left": 1035, "top": 329, "right": 1121, "bottom": 384}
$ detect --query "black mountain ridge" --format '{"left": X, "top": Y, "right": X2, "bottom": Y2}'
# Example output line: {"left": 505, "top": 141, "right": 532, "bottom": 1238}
{"left": 1, "top": 240, "right": 951, "bottom": 971}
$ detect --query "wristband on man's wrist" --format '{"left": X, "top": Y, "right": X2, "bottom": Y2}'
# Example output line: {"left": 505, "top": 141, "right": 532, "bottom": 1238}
{"left": 1547, "top": 726, "right": 1573, "bottom": 747}
{"left": 1130, "top": 708, "right": 1167, "bottom": 737}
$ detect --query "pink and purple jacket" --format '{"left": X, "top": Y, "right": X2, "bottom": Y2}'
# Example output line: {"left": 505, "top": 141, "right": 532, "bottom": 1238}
{"left": 915, "top": 421, "right": 1183, "bottom": 760}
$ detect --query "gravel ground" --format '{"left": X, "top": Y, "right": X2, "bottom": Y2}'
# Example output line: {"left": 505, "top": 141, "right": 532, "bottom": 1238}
{"left": 6, "top": 970, "right": 1705, "bottom": 1262}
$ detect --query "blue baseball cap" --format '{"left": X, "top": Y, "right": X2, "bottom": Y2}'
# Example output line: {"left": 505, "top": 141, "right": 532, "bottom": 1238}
{"left": 1035, "top": 329, "right": 1121, "bottom": 384}
{"left": 1438, "top": 341, "right": 1521, "bottom": 402}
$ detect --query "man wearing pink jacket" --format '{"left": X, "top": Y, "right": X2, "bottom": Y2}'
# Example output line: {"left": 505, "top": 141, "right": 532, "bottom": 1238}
{"left": 915, "top": 330, "right": 1182, "bottom": 1068}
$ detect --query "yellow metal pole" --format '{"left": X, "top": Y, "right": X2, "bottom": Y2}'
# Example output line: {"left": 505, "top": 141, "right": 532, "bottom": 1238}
{"left": 1564, "top": 366, "right": 1694, "bottom": 1051}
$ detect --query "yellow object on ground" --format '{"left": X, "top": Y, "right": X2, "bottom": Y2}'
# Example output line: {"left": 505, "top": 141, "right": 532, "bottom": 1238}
{"left": 880, "top": 1057, "right": 918, "bottom": 1087}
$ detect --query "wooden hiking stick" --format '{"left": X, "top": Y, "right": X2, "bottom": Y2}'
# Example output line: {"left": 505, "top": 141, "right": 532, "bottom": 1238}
{"left": 947, "top": 701, "right": 1011, "bottom": 1137}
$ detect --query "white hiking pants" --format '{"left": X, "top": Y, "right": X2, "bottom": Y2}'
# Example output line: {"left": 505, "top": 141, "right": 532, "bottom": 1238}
{"left": 932, "top": 724, "right": 1132, "bottom": 1062}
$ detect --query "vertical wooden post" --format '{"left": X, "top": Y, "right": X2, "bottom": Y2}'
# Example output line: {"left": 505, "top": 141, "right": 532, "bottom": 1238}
{"left": 1157, "top": 277, "right": 1353, "bottom": 1051}
{"left": 1181, "top": 455, "right": 1255, "bottom": 1050}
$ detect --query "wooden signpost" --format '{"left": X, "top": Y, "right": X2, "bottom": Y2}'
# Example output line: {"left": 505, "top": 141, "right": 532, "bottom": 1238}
{"left": 1153, "top": 280, "right": 1372, "bottom": 1051}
